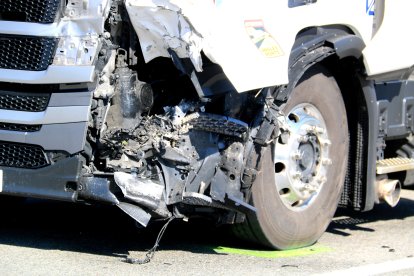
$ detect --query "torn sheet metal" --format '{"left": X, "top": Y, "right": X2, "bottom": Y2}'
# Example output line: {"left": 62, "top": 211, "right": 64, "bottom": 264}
{"left": 118, "top": 202, "right": 152, "bottom": 226}
{"left": 114, "top": 172, "right": 164, "bottom": 211}
{"left": 125, "top": 0, "right": 204, "bottom": 71}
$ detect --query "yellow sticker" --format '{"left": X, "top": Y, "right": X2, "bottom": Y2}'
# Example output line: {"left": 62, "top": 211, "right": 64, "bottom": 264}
{"left": 245, "top": 19, "right": 284, "bottom": 58}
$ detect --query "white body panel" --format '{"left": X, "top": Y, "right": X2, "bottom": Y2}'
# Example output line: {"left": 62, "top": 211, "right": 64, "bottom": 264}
{"left": 127, "top": 0, "right": 373, "bottom": 92}
{"left": 363, "top": 0, "right": 414, "bottom": 77}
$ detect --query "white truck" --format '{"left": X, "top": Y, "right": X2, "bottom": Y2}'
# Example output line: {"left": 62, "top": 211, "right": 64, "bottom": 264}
{"left": 0, "top": 0, "right": 413, "bottom": 250}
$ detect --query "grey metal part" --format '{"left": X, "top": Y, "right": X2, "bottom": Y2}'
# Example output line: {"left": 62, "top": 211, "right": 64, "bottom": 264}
{"left": 186, "top": 151, "right": 220, "bottom": 193}
{"left": 49, "top": 91, "right": 92, "bottom": 107}
{"left": 182, "top": 192, "right": 230, "bottom": 210}
{"left": 159, "top": 162, "right": 186, "bottom": 205}
{"left": 210, "top": 169, "right": 228, "bottom": 202}
{"left": 202, "top": 142, "right": 245, "bottom": 204}
{"left": 78, "top": 177, "right": 119, "bottom": 204}
{"left": 117, "top": 202, "right": 151, "bottom": 227}
{"left": 210, "top": 166, "right": 243, "bottom": 203}
{"left": 226, "top": 195, "right": 257, "bottom": 214}
{"left": 0, "top": 106, "right": 89, "bottom": 125}
{"left": 0, "top": 156, "right": 80, "bottom": 202}
{"left": 219, "top": 142, "right": 244, "bottom": 199}
{"left": 376, "top": 81, "right": 414, "bottom": 139}
{"left": 288, "top": 0, "right": 317, "bottom": 8}
{"left": 159, "top": 146, "right": 195, "bottom": 164}
{"left": 0, "top": 0, "right": 110, "bottom": 37}
{"left": 361, "top": 78, "right": 379, "bottom": 211}
{"left": 114, "top": 172, "right": 164, "bottom": 211}
{"left": 0, "top": 122, "right": 87, "bottom": 154}
{"left": 182, "top": 192, "right": 256, "bottom": 214}
{"left": 326, "top": 35, "right": 365, "bottom": 59}
{"left": 0, "top": 19, "right": 105, "bottom": 37}
{"left": 0, "top": 66, "right": 95, "bottom": 84}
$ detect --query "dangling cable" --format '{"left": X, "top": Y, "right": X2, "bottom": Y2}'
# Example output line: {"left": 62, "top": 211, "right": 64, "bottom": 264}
{"left": 123, "top": 216, "right": 176, "bottom": 264}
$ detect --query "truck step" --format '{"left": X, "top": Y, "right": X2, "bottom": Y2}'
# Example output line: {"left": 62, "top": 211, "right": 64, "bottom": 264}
{"left": 376, "top": 158, "right": 414, "bottom": 174}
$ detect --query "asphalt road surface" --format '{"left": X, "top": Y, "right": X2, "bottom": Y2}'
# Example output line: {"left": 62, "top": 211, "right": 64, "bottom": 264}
{"left": 0, "top": 189, "right": 414, "bottom": 275}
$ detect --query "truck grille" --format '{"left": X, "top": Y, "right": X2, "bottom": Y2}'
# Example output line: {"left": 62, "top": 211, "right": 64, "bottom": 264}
{"left": 0, "top": 91, "right": 50, "bottom": 112}
{"left": 0, "top": 0, "right": 61, "bottom": 23}
{"left": 0, "top": 123, "right": 41, "bottom": 132}
{"left": 0, "top": 35, "right": 58, "bottom": 71}
{"left": 0, "top": 142, "right": 48, "bottom": 169}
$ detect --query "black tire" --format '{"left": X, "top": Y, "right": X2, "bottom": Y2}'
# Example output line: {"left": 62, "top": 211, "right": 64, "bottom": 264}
{"left": 235, "top": 64, "right": 349, "bottom": 249}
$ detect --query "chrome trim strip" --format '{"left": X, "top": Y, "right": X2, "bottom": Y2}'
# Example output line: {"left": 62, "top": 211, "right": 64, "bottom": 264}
{"left": 0, "top": 66, "right": 95, "bottom": 84}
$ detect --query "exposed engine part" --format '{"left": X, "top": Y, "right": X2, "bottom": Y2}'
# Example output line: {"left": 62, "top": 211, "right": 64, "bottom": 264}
{"left": 83, "top": 0, "right": 267, "bottom": 229}
{"left": 94, "top": 94, "right": 261, "bottom": 225}
{"left": 105, "top": 52, "right": 154, "bottom": 130}
{"left": 183, "top": 113, "right": 248, "bottom": 139}
{"left": 94, "top": 49, "right": 117, "bottom": 99}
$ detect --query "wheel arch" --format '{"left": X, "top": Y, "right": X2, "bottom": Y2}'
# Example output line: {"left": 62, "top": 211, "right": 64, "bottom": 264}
{"left": 277, "top": 25, "right": 378, "bottom": 211}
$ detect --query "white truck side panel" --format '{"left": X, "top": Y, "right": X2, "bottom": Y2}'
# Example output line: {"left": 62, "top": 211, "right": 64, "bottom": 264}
{"left": 363, "top": 0, "right": 414, "bottom": 77}
{"left": 127, "top": 0, "right": 374, "bottom": 92}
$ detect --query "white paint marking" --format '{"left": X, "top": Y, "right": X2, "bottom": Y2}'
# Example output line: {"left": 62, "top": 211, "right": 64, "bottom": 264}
{"left": 315, "top": 258, "right": 414, "bottom": 276}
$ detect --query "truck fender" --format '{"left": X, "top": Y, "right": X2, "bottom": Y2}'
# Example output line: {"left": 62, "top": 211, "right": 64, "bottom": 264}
{"left": 276, "top": 30, "right": 365, "bottom": 102}
{"left": 326, "top": 34, "right": 365, "bottom": 60}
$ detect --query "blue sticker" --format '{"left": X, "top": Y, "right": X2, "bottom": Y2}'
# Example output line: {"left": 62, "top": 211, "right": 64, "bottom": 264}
{"left": 366, "top": 0, "right": 375, "bottom": 16}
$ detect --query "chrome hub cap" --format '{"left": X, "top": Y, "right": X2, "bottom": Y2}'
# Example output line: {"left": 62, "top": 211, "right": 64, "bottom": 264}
{"left": 274, "top": 104, "right": 331, "bottom": 210}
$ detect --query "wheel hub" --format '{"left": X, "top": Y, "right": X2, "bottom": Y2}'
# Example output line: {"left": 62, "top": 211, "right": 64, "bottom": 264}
{"left": 274, "top": 104, "right": 331, "bottom": 210}
{"left": 297, "top": 134, "right": 320, "bottom": 183}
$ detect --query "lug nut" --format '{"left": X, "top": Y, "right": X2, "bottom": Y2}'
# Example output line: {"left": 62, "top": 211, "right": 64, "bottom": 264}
{"left": 322, "top": 158, "right": 332, "bottom": 165}
{"left": 317, "top": 176, "right": 327, "bottom": 184}
{"left": 315, "top": 126, "right": 325, "bottom": 134}
{"left": 292, "top": 151, "right": 302, "bottom": 160}
{"left": 297, "top": 135, "right": 309, "bottom": 143}
{"left": 320, "top": 139, "right": 332, "bottom": 147}
{"left": 306, "top": 125, "right": 325, "bottom": 134}
{"left": 305, "top": 125, "right": 314, "bottom": 133}
{"left": 292, "top": 171, "right": 302, "bottom": 179}
{"left": 279, "top": 131, "right": 290, "bottom": 144}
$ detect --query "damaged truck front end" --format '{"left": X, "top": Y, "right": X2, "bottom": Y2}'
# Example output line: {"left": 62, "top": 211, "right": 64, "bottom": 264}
{"left": 0, "top": 0, "right": 273, "bottom": 230}
{"left": 80, "top": 1, "right": 275, "bottom": 228}
{"left": 0, "top": 0, "right": 355, "bottom": 250}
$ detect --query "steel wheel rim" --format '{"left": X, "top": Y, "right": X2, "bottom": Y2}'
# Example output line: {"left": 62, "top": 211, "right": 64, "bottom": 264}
{"left": 274, "top": 103, "right": 331, "bottom": 211}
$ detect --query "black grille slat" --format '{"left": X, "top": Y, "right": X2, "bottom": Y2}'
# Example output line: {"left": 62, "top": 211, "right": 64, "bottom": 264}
{"left": 0, "top": 35, "right": 58, "bottom": 71}
{"left": 0, "top": 142, "right": 48, "bottom": 169}
{"left": 0, "top": 91, "right": 50, "bottom": 112}
{"left": 0, "top": 123, "right": 41, "bottom": 132}
{"left": 0, "top": 0, "right": 61, "bottom": 23}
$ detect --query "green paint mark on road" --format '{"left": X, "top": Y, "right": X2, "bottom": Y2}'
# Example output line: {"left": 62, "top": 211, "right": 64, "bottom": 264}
{"left": 212, "top": 245, "right": 331, "bottom": 258}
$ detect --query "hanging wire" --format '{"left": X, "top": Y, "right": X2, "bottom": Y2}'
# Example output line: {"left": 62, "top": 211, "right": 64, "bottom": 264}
{"left": 123, "top": 216, "right": 176, "bottom": 265}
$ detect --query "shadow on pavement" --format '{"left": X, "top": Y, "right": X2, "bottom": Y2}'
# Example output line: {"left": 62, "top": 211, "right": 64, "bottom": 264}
{"left": 1, "top": 190, "right": 414, "bottom": 258}
{"left": 0, "top": 198, "right": 235, "bottom": 259}
{"left": 328, "top": 191, "right": 414, "bottom": 236}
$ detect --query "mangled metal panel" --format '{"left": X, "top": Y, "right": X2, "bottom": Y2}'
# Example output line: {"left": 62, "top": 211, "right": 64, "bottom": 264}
{"left": 125, "top": 0, "right": 204, "bottom": 71}
{"left": 126, "top": 0, "right": 375, "bottom": 92}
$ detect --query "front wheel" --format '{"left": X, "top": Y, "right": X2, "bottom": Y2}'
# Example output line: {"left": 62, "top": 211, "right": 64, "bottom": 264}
{"left": 235, "top": 64, "right": 349, "bottom": 249}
